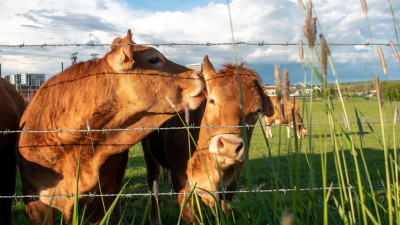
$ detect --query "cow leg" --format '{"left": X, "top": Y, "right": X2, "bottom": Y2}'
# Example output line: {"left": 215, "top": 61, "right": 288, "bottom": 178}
{"left": 0, "top": 143, "right": 16, "bottom": 225}
{"left": 24, "top": 199, "right": 55, "bottom": 225}
{"left": 143, "top": 145, "right": 162, "bottom": 225}
{"left": 263, "top": 117, "right": 269, "bottom": 138}
{"left": 297, "top": 126, "right": 302, "bottom": 139}
{"left": 109, "top": 150, "right": 129, "bottom": 225}
{"left": 84, "top": 194, "right": 115, "bottom": 225}
{"left": 177, "top": 190, "right": 199, "bottom": 225}
{"left": 265, "top": 119, "right": 272, "bottom": 138}
{"left": 84, "top": 152, "right": 125, "bottom": 225}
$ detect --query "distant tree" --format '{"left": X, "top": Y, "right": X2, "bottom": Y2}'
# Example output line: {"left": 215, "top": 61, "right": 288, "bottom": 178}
{"left": 329, "top": 87, "right": 336, "bottom": 96}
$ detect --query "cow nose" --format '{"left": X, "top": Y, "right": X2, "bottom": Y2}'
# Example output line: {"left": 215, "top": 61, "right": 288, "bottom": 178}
{"left": 235, "top": 142, "right": 244, "bottom": 154}
{"left": 215, "top": 135, "right": 244, "bottom": 156}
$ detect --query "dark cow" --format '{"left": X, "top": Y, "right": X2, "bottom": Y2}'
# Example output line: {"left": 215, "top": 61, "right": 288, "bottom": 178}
{"left": 0, "top": 78, "right": 26, "bottom": 225}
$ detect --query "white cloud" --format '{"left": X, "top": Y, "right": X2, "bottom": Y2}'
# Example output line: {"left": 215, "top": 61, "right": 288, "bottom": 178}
{"left": 0, "top": 0, "right": 399, "bottom": 83}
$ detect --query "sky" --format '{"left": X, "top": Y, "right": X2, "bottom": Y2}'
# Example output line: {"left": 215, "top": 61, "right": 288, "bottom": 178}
{"left": 0, "top": 0, "right": 399, "bottom": 85}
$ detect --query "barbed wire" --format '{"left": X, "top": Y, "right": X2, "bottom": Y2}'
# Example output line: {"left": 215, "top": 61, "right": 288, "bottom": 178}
{"left": 0, "top": 42, "right": 397, "bottom": 48}
{"left": 0, "top": 120, "right": 396, "bottom": 134}
{"left": 0, "top": 185, "right": 384, "bottom": 199}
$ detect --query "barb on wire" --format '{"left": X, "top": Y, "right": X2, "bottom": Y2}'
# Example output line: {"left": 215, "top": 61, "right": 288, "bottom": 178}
{"left": 1, "top": 120, "right": 396, "bottom": 134}
{"left": 1, "top": 42, "right": 398, "bottom": 48}
{"left": 0, "top": 185, "right": 383, "bottom": 199}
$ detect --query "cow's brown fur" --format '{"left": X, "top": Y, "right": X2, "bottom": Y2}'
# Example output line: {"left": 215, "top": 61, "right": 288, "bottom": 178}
{"left": 141, "top": 56, "right": 274, "bottom": 224}
{"left": 17, "top": 30, "right": 206, "bottom": 225}
{"left": 264, "top": 95, "right": 307, "bottom": 139}
{"left": 0, "top": 78, "right": 26, "bottom": 225}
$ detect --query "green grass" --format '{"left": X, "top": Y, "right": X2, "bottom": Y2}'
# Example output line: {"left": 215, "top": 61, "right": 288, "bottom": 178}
{"left": 11, "top": 101, "right": 398, "bottom": 224}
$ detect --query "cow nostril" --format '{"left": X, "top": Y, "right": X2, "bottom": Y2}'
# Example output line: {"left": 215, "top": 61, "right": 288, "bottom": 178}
{"left": 217, "top": 137, "right": 224, "bottom": 150}
{"left": 235, "top": 142, "right": 244, "bottom": 154}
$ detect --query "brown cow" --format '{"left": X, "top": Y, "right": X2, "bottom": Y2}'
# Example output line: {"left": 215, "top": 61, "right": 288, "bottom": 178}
{"left": 263, "top": 95, "right": 307, "bottom": 139}
{"left": 141, "top": 56, "right": 274, "bottom": 224}
{"left": 0, "top": 78, "right": 26, "bottom": 225}
{"left": 17, "top": 30, "right": 206, "bottom": 225}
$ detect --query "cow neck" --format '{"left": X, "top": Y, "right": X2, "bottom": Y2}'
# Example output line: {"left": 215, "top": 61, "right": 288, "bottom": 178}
{"left": 187, "top": 99, "right": 207, "bottom": 152}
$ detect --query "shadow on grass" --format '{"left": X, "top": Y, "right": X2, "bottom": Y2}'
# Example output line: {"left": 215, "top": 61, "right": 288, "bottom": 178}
{"left": 11, "top": 141, "right": 390, "bottom": 224}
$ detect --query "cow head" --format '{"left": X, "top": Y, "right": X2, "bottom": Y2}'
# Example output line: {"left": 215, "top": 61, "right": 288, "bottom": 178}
{"left": 106, "top": 30, "right": 206, "bottom": 114}
{"left": 200, "top": 56, "right": 273, "bottom": 167}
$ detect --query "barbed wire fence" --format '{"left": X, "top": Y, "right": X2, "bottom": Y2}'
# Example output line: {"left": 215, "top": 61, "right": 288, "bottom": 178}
{"left": 0, "top": 119, "right": 395, "bottom": 199}
{"left": 0, "top": 120, "right": 396, "bottom": 135}
{"left": 0, "top": 42, "right": 398, "bottom": 48}
{"left": 1, "top": 40, "right": 398, "bottom": 201}
{"left": 0, "top": 185, "right": 385, "bottom": 199}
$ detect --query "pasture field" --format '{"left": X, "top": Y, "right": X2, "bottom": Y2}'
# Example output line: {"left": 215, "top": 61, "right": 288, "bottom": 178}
{"left": 10, "top": 100, "right": 399, "bottom": 224}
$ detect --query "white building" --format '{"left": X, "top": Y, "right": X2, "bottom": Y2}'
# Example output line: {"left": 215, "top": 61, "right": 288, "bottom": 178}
{"left": 21, "top": 73, "right": 46, "bottom": 87}
{"left": 9, "top": 74, "right": 22, "bottom": 85}
{"left": 186, "top": 63, "right": 202, "bottom": 72}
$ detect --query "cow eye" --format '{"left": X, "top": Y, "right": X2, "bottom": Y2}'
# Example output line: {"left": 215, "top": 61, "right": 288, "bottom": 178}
{"left": 148, "top": 56, "right": 163, "bottom": 65}
{"left": 209, "top": 99, "right": 216, "bottom": 106}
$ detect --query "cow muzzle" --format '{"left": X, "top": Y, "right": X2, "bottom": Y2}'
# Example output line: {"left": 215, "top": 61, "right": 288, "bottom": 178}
{"left": 209, "top": 134, "right": 245, "bottom": 166}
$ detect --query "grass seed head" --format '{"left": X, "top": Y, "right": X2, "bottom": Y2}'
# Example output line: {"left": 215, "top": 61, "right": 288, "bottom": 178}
{"left": 297, "top": 0, "right": 306, "bottom": 13}
{"left": 299, "top": 40, "right": 304, "bottom": 61}
{"left": 302, "top": 0, "right": 316, "bottom": 50}
{"left": 390, "top": 40, "right": 400, "bottom": 62}
{"left": 280, "top": 212, "right": 294, "bottom": 225}
{"left": 360, "top": 0, "right": 368, "bottom": 15}
{"left": 283, "top": 69, "right": 291, "bottom": 103}
{"left": 275, "top": 65, "right": 282, "bottom": 102}
{"left": 320, "top": 34, "right": 330, "bottom": 85}
{"left": 185, "top": 103, "right": 190, "bottom": 125}
{"left": 377, "top": 45, "right": 387, "bottom": 75}
{"left": 374, "top": 75, "right": 385, "bottom": 110}
{"left": 165, "top": 95, "right": 175, "bottom": 108}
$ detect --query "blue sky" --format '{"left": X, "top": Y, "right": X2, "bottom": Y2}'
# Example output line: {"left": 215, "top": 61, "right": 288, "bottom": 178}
{"left": 126, "top": 0, "right": 227, "bottom": 12}
{"left": 0, "top": 0, "right": 399, "bottom": 85}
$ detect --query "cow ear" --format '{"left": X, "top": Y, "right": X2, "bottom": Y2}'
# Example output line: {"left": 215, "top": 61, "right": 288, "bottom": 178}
{"left": 262, "top": 95, "right": 275, "bottom": 117}
{"left": 109, "top": 30, "right": 135, "bottom": 71}
{"left": 202, "top": 55, "right": 216, "bottom": 80}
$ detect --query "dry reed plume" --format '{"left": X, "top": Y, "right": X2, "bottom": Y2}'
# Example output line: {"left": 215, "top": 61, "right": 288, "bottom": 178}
{"left": 299, "top": 40, "right": 304, "bottom": 61}
{"left": 185, "top": 103, "right": 190, "bottom": 125}
{"left": 377, "top": 45, "right": 387, "bottom": 75}
{"left": 297, "top": 0, "right": 305, "bottom": 13}
{"left": 390, "top": 40, "right": 400, "bottom": 62}
{"left": 275, "top": 65, "right": 282, "bottom": 102}
{"left": 283, "top": 69, "right": 291, "bottom": 103}
{"left": 302, "top": 0, "right": 316, "bottom": 50}
{"left": 280, "top": 212, "right": 294, "bottom": 225}
{"left": 360, "top": 0, "right": 367, "bottom": 15}
{"left": 320, "top": 34, "right": 330, "bottom": 85}
{"left": 374, "top": 75, "right": 385, "bottom": 110}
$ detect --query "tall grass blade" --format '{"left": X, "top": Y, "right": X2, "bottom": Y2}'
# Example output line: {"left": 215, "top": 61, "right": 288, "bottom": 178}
{"left": 140, "top": 193, "right": 152, "bottom": 225}
{"left": 226, "top": 0, "right": 251, "bottom": 188}
{"left": 72, "top": 148, "right": 81, "bottom": 225}
{"left": 99, "top": 176, "right": 133, "bottom": 225}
